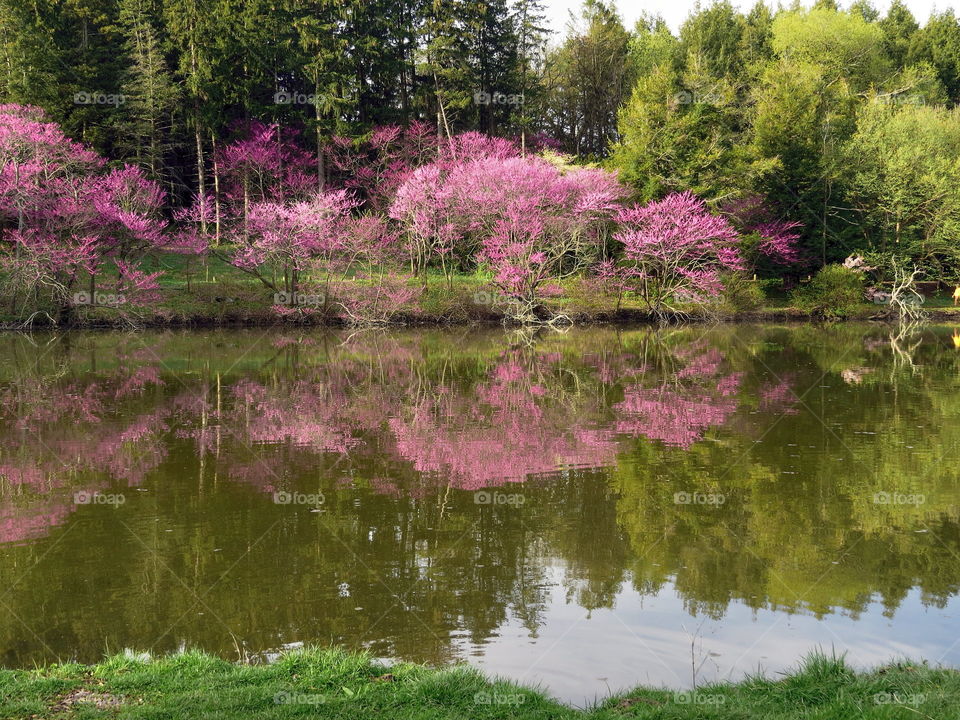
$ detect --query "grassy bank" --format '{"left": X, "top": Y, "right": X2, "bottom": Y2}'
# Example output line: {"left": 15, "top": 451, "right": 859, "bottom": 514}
{"left": 4, "top": 253, "right": 960, "bottom": 329}
{"left": 1, "top": 649, "right": 958, "bottom": 719}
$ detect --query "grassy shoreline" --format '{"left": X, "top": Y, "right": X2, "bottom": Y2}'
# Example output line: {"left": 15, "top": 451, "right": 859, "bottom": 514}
{"left": 1, "top": 649, "right": 958, "bottom": 719}
{"left": 9, "top": 285, "right": 960, "bottom": 331}
{"left": 7, "top": 305, "right": 960, "bottom": 332}
{"left": 7, "top": 254, "right": 960, "bottom": 330}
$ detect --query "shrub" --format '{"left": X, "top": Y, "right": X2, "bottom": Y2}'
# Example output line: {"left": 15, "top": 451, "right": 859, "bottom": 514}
{"left": 791, "top": 264, "right": 865, "bottom": 318}
{"left": 717, "top": 273, "right": 768, "bottom": 313}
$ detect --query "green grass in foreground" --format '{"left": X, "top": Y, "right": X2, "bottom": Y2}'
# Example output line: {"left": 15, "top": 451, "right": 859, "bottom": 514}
{"left": 0, "top": 649, "right": 957, "bottom": 719}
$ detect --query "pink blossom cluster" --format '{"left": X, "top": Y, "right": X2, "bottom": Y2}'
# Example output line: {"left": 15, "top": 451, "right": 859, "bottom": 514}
{"left": 722, "top": 194, "right": 804, "bottom": 266}
{"left": 0, "top": 104, "right": 166, "bottom": 313}
{"left": 390, "top": 153, "right": 624, "bottom": 311}
{"left": 610, "top": 192, "right": 745, "bottom": 312}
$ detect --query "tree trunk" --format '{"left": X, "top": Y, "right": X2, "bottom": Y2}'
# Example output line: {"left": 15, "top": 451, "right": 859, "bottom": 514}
{"left": 211, "top": 132, "right": 221, "bottom": 245}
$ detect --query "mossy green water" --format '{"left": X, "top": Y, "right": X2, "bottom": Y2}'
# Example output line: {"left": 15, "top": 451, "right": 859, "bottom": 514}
{"left": 1, "top": 650, "right": 957, "bottom": 719}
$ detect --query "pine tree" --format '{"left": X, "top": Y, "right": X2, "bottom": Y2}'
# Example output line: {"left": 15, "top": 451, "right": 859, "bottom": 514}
{"left": 0, "top": 0, "right": 126, "bottom": 151}
{"left": 740, "top": 2, "right": 775, "bottom": 69}
{"left": 118, "top": 0, "right": 179, "bottom": 180}
{"left": 880, "top": 0, "right": 919, "bottom": 69}
{"left": 163, "top": 0, "right": 218, "bottom": 229}
{"left": 286, "top": 0, "right": 354, "bottom": 186}
{"left": 418, "top": 0, "right": 471, "bottom": 138}
{"left": 512, "top": 0, "right": 548, "bottom": 149}
{"left": 342, "top": 0, "right": 421, "bottom": 126}
{"left": 849, "top": 0, "right": 880, "bottom": 23}
{"left": 460, "top": 0, "right": 519, "bottom": 133}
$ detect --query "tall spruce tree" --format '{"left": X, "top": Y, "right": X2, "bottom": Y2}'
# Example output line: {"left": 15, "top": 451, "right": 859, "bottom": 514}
{"left": 118, "top": 0, "right": 179, "bottom": 180}
{"left": 908, "top": 11, "right": 960, "bottom": 102}
{"left": 880, "top": 0, "right": 919, "bottom": 70}
{"left": 418, "top": 0, "right": 471, "bottom": 137}
{"left": 512, "top": 0, "right": 549, "bottom": 150}
{"left": 461, "top": 0, "right": 519, "bottom": 133}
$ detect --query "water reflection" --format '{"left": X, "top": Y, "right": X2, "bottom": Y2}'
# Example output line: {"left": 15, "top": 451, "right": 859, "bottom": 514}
{"left": 0, "top": 324, "right": 958, "bottom": 702}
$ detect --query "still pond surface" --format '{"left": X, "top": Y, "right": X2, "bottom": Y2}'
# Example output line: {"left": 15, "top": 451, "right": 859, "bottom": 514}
{"left": 0, "top": 323, "right": 959, "bottom": 703}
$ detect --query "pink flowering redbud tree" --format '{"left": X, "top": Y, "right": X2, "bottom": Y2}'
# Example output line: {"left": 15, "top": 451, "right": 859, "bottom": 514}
{"left": 390, "top": 152, "right": 623, "bottom": 322}
{"left": 235, "top": 189, "right": 417, "bottom": 324}
{"left": 323, "top": 215, "right": 422, "bottom": 325}
{"left": 612, "top": 191, "right": 745, "bottom": 320}
{"left": 386, "top": 130, "right": 524, "bottom": 284}
{"left": 233, "top": 188, "right": 359, "bottom": 297}
{"left": 0, "top": 105, "right": 166, "bottom": 323}
{"left": 468, "top": 160, "right": 623, "bottom": 322}
{"left": 216, "top": 120, "right": 315, "bottom": 241}
{"left": 327, "top": 122, "right": 437, "bottom": 212}
{"left": 389, "top": 163, "right": 457, "bottom": 282}
{"left": 175, "top": 120, "right": 316, "bottom": 253}
{"left": 721, "top": 194, "right": 804, "bottom": 270}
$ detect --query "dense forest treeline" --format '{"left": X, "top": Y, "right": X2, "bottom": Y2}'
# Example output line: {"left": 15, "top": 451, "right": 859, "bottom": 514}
{"left": 3, "top": 0, "right": 960, "bottom": 324}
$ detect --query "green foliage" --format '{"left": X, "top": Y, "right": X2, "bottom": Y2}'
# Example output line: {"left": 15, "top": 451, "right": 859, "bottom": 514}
{"left": 746, "top": 51, "right": 859, "bottom": 265}
{"left": 880, "top": 0, "right": 920, "bottom": 67}
{"left": 717, "top": 273, "right": 769, "bottom": 313}
{"left": 791, "top": 264, "right": 866, "bottom": 318}
{"left": 610, "top": 61, "right": 753, "bottom": 202}
{"left": 840, "top": 101, "right": 960, "bottom": 280}
{"left": 541, "top": 1, "right": 633, "bottom": 157}
{"left": 0, "top": 0, "right": 126, "bottom": 148}
{"left": 740, "top": 1, "right": 775, "bottom": 66}
{"left": 907, "top": 10, "right": 960, "bottom": 102}
{"left": 627, "top": 13, "right": 678, "bottom": 75}
{"left": 117, "top": 0, "right": 180, "bottom": 180}
{"left": 771, "top": 7, "right": 890, "bottom": 89}
{"left": 609, "top": 0, "right": 960, "bottom": 281}
{"left": 679, "top": 0, "right": 748, "bottom": 80}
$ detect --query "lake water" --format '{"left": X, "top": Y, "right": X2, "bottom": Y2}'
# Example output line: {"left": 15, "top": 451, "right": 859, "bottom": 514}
{"left": 0, "top": 323, "right": 958, "bottom": 705}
